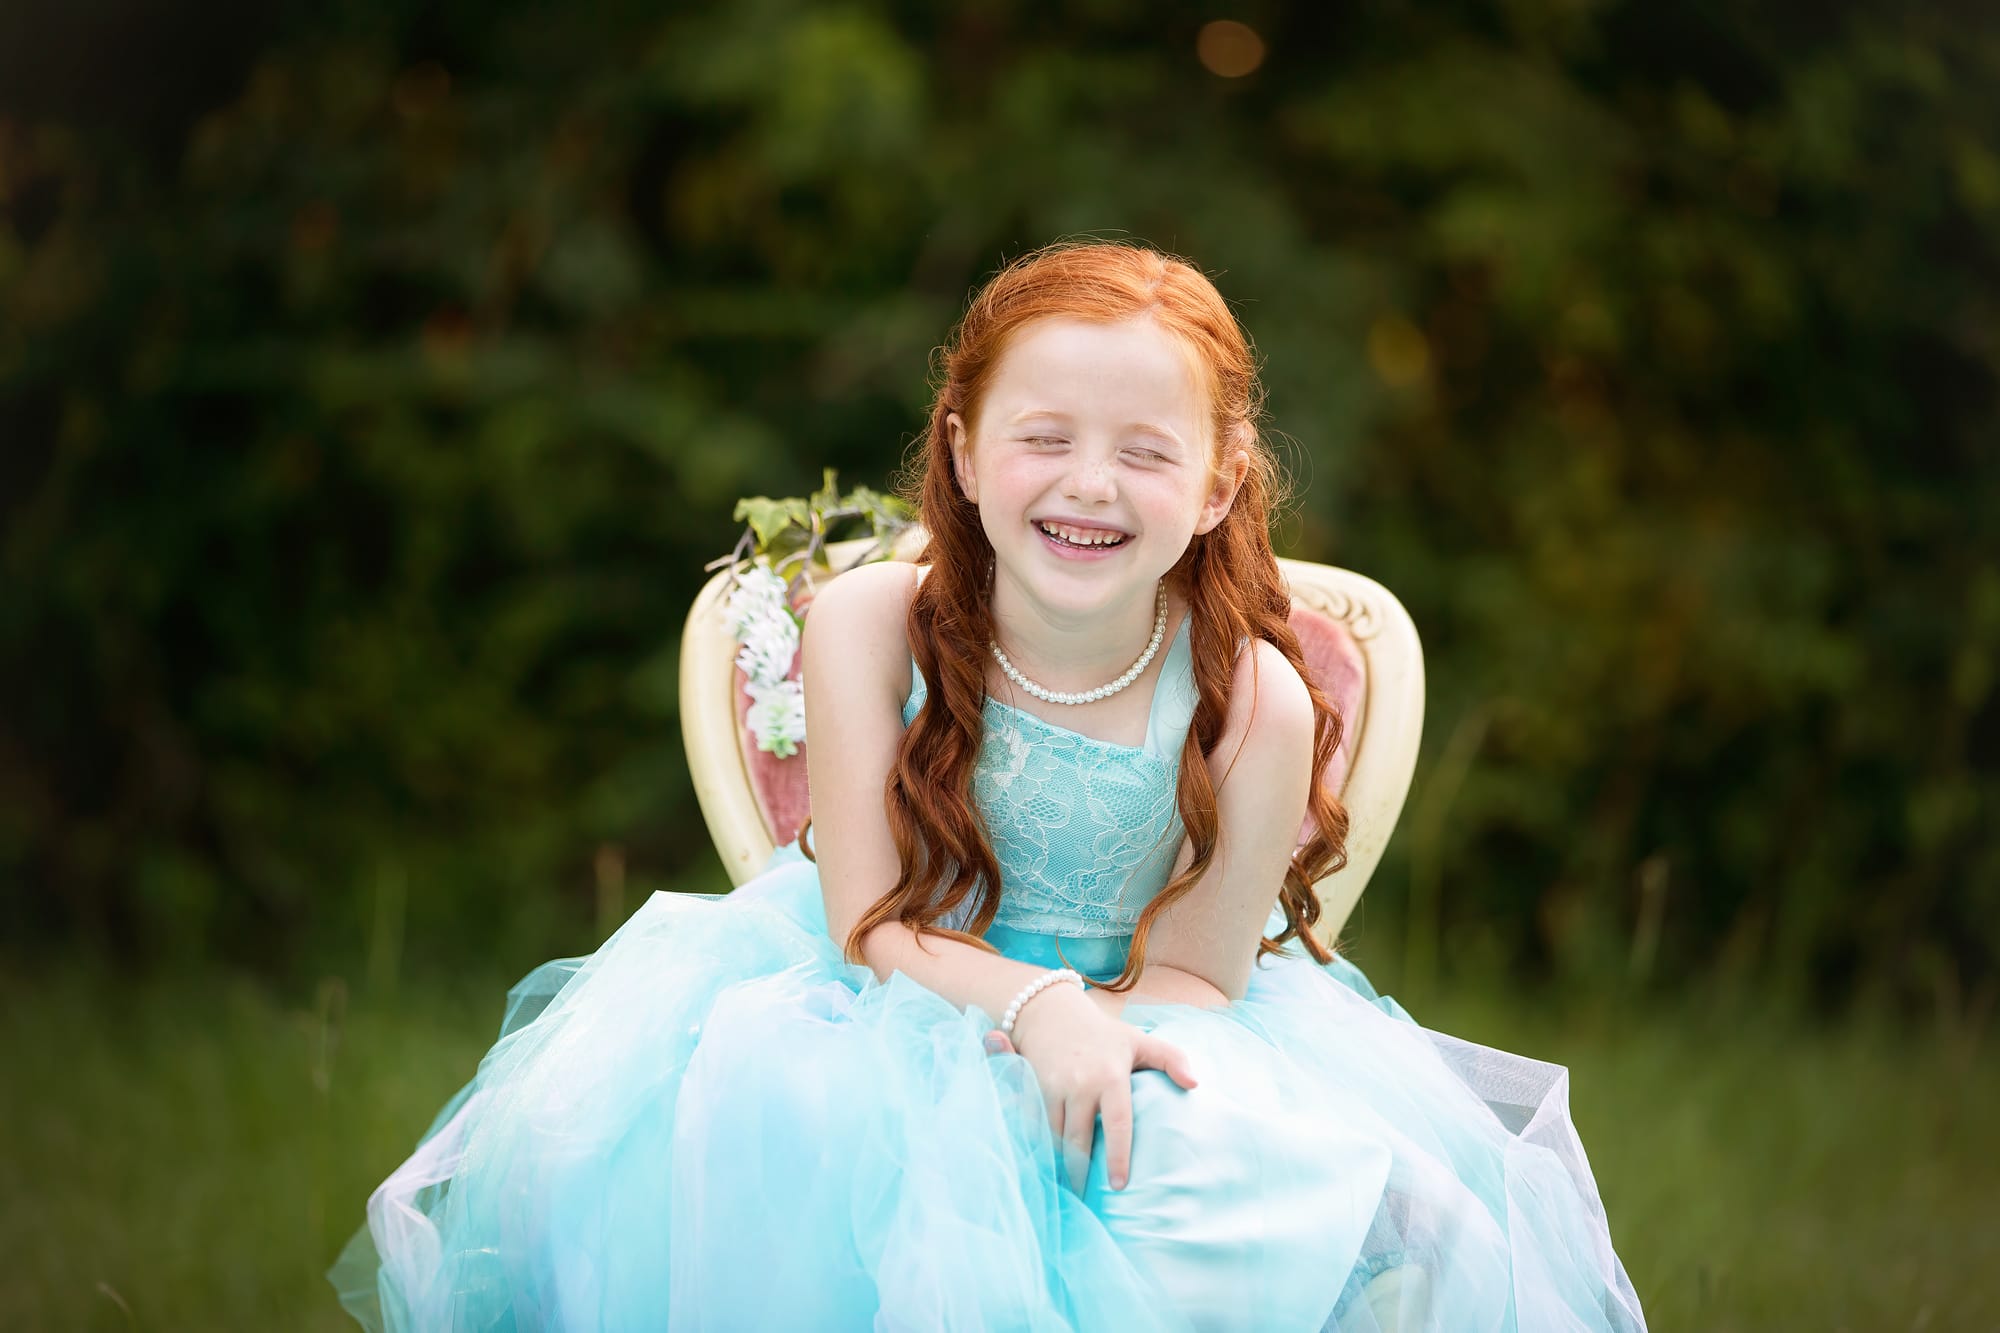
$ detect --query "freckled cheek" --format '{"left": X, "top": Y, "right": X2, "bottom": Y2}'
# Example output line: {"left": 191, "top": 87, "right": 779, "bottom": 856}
{"left": 1129, "top": 481, "right": 1194, "bottom": 524}
{"left": 990, "top": 467, "right": 1068, "bottom": 513}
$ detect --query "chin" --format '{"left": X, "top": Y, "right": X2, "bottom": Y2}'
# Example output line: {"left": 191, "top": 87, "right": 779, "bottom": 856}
{"left": 1027, "top": 564, "right": 1160, "bottom": 609}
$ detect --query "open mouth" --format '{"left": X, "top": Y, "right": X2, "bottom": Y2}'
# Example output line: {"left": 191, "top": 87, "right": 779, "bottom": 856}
{"left": 1035, "top": 520, "right": 1129, "bottom": 550}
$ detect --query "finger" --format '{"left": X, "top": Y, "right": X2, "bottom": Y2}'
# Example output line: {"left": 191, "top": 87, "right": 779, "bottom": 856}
{"left": 983, "top": 1029, "right": 1016, "bottom": 1056}
{"left": 1099, "top": 1079, "right": 1134, "bottom": 1191}
{"left": 1133, "top": 1034, "right": 1199, "bottom": 1089}
{"left": 1062, "top": 1094, "right": 1096, "bottom": 1195}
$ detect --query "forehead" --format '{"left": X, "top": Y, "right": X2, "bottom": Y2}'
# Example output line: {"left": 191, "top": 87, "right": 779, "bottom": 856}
{"left": 978, "top": 316, "right": 1209, "bottom": 433}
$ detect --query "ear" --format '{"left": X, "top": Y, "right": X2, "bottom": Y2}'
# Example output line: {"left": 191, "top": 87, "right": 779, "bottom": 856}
{"left": 946, "top": 412, "right": 977, "bottom": 503}
{"left": 1195, "top": 447, "right": 1251, "bottom": 535}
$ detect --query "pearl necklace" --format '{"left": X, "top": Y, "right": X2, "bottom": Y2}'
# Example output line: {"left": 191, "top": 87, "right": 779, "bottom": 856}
{"left": 990, "top": 581, "right": 1168, "bottom": 706}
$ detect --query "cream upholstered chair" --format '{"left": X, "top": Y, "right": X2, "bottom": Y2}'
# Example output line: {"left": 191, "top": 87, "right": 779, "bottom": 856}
{"left": 679, "top": 531, "right": 1424, "bottom": 949}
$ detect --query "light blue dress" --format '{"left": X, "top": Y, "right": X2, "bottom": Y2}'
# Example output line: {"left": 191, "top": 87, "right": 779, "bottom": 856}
{"left": 332, "top": 615, "right": 1647, "bottom": 1331}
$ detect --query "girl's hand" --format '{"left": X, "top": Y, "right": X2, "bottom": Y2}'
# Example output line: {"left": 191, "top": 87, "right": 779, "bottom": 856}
{"left": 989, "top": 984, "right": 1199, "bottom": 1194}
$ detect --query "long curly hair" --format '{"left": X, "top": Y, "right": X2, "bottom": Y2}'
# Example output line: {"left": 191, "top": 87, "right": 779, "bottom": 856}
{"left": 808, "top": 240, "right": 1349, "bottom": 990}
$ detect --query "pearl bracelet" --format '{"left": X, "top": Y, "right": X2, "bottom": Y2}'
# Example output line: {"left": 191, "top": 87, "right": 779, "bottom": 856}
{"left": 1000, "top": 968, "right": 1084, "bottom": 1039}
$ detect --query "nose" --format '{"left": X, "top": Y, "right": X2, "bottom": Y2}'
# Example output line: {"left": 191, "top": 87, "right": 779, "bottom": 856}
{"left": 1063, "top": 452, "right": 1117, "bottom": 505}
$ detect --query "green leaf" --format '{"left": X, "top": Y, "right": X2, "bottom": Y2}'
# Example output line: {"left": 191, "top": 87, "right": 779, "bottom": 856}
{"left": 732, "top": 496, "right": 810, "bottom": 547}
{"left": 808, "top": 467, "right": 842, "bottom": 515}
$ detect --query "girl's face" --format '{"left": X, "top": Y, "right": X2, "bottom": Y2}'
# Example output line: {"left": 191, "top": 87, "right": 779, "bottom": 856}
{"left": 947, "top": 315, "right": 1248, "bottom": 623}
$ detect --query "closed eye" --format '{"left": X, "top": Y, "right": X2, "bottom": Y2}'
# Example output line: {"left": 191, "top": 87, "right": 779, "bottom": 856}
{"left": 1022, "top": 437, "right": 1167, "bottom": 462}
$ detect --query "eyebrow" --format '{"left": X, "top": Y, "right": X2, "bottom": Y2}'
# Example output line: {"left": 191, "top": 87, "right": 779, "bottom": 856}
{"left": 1130, "top": 422, "right": 1189, "bottom": 452}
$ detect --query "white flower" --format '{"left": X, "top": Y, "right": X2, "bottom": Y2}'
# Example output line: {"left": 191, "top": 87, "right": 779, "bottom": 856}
{"left": 734, "top": 612, "right": 799, "bottom": 685}
{"left": 745, "top": 677, "right": 807, "bottom": 757}
{"left": 724, "top": 559, "right": 808, "bottom": 754}
{"left": 724, "top": 564, "right": 791, "bottom": 639}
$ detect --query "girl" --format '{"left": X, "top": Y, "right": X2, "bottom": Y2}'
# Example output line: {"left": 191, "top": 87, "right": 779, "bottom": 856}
{"left": 333, "top": 242, "right": 1647, "bottom": 1331}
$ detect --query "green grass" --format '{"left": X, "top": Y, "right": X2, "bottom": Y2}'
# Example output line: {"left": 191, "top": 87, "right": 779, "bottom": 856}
{"left": 1, "top": 962, "right": 1993, "bottom": 1331}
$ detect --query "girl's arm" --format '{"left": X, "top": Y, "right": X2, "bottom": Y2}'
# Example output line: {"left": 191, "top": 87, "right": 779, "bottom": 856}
{"left": 802, "top": 562, "right": 1067, "bottom": 1019}
{"left": 1086, "top": 963, "right": 1228, "bottom": 1015}
{"left": 1108, "top": 638, "right": 1319, "bottom": 1005}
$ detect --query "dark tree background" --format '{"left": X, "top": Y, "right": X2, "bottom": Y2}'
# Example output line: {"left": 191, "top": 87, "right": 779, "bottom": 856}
{"left": 4, "top": 0, "right": 1995, "bottom": 1016}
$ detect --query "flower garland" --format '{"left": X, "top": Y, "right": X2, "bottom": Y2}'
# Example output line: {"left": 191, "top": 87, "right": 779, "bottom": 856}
{"left": 723, "top": 561, "right": 807, "bottom": 757}
{"left": 712, "top": 468, "right": 915, "bottom": 758}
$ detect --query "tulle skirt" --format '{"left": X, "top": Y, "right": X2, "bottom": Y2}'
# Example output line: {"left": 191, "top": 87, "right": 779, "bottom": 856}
{"left": 331, "top": 844, "right": 1646, "bottom": 1331}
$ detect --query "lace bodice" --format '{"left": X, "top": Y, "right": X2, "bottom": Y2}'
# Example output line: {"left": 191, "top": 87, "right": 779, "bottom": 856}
{"left": 900, "top": 615, "right": 1197, "bottom": 938}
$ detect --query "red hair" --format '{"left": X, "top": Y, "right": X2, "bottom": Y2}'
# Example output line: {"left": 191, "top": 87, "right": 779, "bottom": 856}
{"left": 810, "top": 240, "right": 1349, "bottom": 989}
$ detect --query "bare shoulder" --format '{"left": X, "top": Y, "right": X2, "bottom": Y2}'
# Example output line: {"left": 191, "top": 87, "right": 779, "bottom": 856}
{"left": 801, "top": 560, "right": 923, "bottom": 708}
{"left": 1233, "top": 638, "right": 1315, "bottom": 735}
{"left": 1209, "top": 637, "right": 1315, "bottom": 782}
{"left": 806, "top": 558, "right": 922, "bottom": 629}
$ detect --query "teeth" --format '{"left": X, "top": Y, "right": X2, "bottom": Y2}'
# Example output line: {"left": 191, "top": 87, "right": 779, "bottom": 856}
{"left": 1039, "top": 521, "right": 1125, "bottom": 547}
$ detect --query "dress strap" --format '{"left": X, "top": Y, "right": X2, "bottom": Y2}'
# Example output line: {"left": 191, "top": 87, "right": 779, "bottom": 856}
{"left": 1142, "top": 615, "right": 1197, "bottom": 759}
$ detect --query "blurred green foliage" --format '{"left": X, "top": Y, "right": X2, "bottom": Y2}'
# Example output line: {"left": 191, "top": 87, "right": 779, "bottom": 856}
{"left": 2, "top": 1, "right": 1995, "bottom": 1010}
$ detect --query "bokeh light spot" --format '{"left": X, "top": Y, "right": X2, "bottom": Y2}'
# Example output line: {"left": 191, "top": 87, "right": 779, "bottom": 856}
{"left": 1367, "top": 315, "right": 1432, "bottom": 388}
{"left": 1197, "top": 21, "right": 1266, "bottom": 78}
